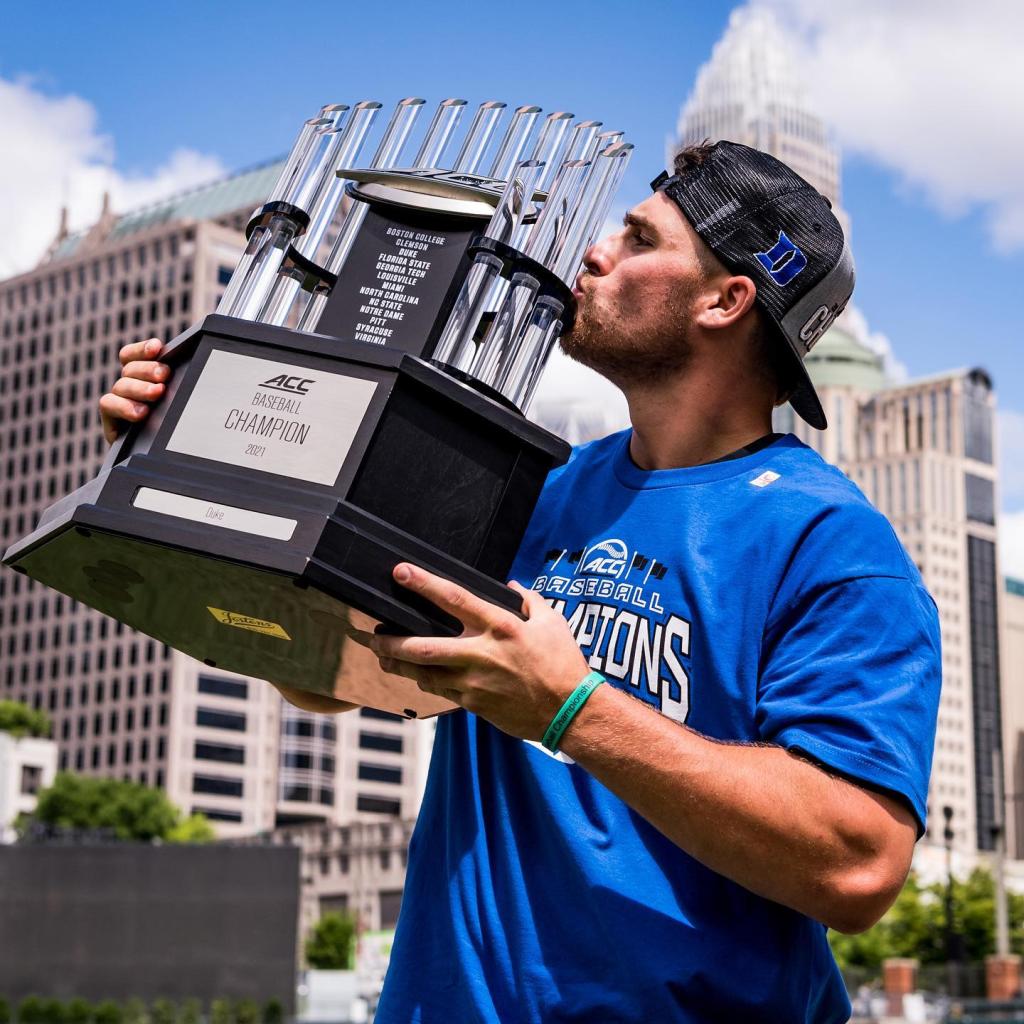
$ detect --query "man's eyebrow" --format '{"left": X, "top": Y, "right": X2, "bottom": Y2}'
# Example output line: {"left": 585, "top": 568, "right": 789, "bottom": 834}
{"left": 622, "top": 211, "right": 660, "bottom": 237}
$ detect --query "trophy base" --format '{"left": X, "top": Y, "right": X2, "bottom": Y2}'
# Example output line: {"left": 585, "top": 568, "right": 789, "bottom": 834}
{"left": 3, "top": 315, "right": 570, "bottom": 718}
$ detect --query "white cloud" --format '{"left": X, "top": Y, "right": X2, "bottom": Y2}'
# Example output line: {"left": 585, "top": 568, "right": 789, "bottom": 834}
{"left": 1001, "top": 510, "right": 1024, "bottom": 581}
{"left": 837, "top": 304, "right": 907, "bottom": 381}
{"left": 0, "top": 74, "right": 225, "bottom": 278}
{"left": 757, "top": 0, "right": 1024, "bottom": 251}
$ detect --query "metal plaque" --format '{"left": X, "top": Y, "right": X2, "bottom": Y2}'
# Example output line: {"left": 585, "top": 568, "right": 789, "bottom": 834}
{"left": 133, "top": 487, "right": 298, "bottom": 541}
{"left": 165, "top": 350, "right": 377, "bottom": 485}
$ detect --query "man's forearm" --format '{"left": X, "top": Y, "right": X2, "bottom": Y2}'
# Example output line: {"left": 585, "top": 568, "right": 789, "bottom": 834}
{"left": 558, "top": 683, "right": 915, "bottom": 933}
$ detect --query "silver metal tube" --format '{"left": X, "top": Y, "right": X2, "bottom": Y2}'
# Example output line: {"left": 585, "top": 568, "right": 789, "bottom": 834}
{"left": 470, "top": 272, "right": 538, "bottom": 387}
{"left": 489, "top": 105, "right": 542, "bottom": 181}
{"left": 564, "top": 120, "right": 602, "bottom": 163}
{"left": 550, "top": 142, "right": 633, "bottom": 284}
{"left": 266, "top": 109, "right": 337, "bottom": 201}
{"left": 295, "top": 98, "right": 428, "bottom": 333}
{"left": 520, "top": 307, "right": 564, "bottom": 413}
{"left": 500, "top": 295, "right": 564, "bottom": 408}
{"left": 372, "top": 97, "right": 426, "bottom": 169}
{"left": 432, "top": 160, "right": 545, "bottom": 367}
{"left": 217, "top": 113, "right": 335, "bottom": 317}
{"left": 453, "top": 101, "right": 506, "bottom": 174}
{"left": 414, "top": 98, "right": 467, "bottom": 169}
{"left": 522, "top": 159, "right": 590, "bottom": 267}
{"left": 260, "top": 102, "right": 382, "bottom": 325}
{"left": 224, "top": 214, "right": 301, "bottom": 321}
{"left": 530, "top": 112, "right": 574, "bottom": 193}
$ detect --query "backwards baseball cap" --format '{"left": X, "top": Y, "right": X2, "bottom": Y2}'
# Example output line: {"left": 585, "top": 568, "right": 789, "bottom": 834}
{"left": 652, "top": 141, "right": 854, "bottom": 430}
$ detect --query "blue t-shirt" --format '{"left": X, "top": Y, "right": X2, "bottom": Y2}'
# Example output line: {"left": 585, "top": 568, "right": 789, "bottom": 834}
{"left": 376, "top": 431, "right": 941, "bottom": 1024}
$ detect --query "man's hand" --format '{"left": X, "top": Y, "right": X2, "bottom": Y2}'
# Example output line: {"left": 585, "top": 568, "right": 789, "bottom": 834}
{"left": 370, "top": 563, "right": 590, "bottom": 743}
{"left": 99, "top": 338, "right": 171, "bottom": 444}
{"left": 375, "top": 562, "right": 916, "bottom": 934}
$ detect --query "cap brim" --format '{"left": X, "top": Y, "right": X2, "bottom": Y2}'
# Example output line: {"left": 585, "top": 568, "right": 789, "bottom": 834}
{"left": 781, "top": 339, "right": 827, "bottom": 430}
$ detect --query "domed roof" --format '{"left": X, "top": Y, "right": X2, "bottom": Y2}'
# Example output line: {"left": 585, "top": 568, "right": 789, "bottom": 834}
{"left": 804, "top": 323, "right": 887, "bottom": 393}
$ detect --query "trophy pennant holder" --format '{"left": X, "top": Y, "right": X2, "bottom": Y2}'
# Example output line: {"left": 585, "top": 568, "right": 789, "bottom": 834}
{"left": 3, "top": 97, "right": 633, "bottom": 717}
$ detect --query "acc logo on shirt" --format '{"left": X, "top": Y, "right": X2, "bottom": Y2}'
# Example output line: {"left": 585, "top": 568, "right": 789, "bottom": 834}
{"left": 579, "top": 538, "right": 629, "bottom": 578}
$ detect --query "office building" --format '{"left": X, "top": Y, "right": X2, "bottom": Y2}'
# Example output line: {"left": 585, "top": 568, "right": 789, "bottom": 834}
{"left": 0, "top": 163, "right": 429, "bottom": 836}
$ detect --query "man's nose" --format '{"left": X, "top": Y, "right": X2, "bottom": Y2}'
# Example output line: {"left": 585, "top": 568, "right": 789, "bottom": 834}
{"left": 582, "top": 236, "right": 614, "bottom": 277}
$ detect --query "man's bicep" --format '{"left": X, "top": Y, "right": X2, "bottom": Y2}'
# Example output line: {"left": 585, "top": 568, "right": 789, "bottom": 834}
{"left": 758, "top": 575, "right": 941, "bottom": 836}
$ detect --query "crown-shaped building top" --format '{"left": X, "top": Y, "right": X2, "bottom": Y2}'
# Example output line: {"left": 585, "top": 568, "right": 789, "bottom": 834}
{"left": 670, "top": 5, "right": 841, "bottom": 211}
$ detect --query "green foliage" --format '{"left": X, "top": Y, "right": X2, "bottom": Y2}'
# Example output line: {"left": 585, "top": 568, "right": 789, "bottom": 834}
{"left": 21, "top": 773, "right": 213, "bottom": 843}
{"left": 0, "top": 699, "right": 50, "bottom": 738}
{"left": 260, "top": 1000, "right": 282, "bottom": 1024}
{"left": 232, "top": 1001, "right": 258, "bottom": 1024}
{"left": 829, "top": 867, "right": 1024, "bottom": 969}
{"left": 166, "top": 813, "right": 216, "bottom": 845}
{"left": 121, "top": 1000, "right": 146, "bottom": 1024}
{"left": 209, "top": 1000, "right": 231, "bottom": 1024}
{"left": 305, "top": 911, "right": 357, "bottom": 970}
{"left": 178, "top": 1002, "right": 200, "bottom": 1024}
{"left": 39, "top": 1001, "right": 65, "bottom": 1024}
{"left": 64, "top": 999, "right": 91, "bottom": 1024}
{"left": 17, "top": 997, "right": 46, "bottom": 1024}
{"left": 0, "top": 998, "right": 10, "bottom": 1024}
{"left": 93, "top": 1002, "right": 122, "bottom": 1024}
{"left": 148, "top": 1000, "right": 175, "bottom": 1024}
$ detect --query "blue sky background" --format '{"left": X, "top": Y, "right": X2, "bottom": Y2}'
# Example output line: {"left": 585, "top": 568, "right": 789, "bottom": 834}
{"left": 2, "top": 0, "right": 1022, "bottom": 560}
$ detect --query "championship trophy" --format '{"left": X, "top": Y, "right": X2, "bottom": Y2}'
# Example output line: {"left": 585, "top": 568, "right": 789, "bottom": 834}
{"left": 3, "top": 97, "right": 632, "bottom": 717}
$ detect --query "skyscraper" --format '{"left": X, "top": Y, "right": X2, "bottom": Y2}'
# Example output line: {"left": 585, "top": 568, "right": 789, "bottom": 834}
{"left": 0, "top": 163, "right": 429, "bottom": 836}
{"left": 670, "top": 5, "right": 841, "bottom": 210}
{"left": 674, "top": 4, "right": 1007, "bottom": 858}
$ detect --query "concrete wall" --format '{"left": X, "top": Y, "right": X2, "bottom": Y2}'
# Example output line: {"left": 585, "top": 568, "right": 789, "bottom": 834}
{"left": 0, "top": 844, "right": 299, "bottom": 1008}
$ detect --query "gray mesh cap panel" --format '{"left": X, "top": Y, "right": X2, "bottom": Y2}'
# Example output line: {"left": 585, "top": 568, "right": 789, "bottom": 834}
{"left": 653, "top": 141, "right": 855, "bottom": 430}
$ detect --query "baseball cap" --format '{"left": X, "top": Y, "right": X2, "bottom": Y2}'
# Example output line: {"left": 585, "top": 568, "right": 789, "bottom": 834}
{"left": 651, "top": 141, "right": 854, "bottom": 430}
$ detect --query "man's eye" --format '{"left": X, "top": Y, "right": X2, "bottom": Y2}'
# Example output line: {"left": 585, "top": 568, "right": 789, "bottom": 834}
{"left": 629, "top": 230, "right": 651, "bottom": 247}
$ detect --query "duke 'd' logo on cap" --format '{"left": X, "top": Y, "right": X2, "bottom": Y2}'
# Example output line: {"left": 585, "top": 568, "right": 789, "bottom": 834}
{"left": 755, "top": 231, "right": 807, "bottom": 286}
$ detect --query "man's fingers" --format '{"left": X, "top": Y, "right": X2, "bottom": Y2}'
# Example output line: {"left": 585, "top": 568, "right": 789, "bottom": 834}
{"left": 99, "top": 393, "right": 151, "bottom": 436}
{"left": 373, "top": 633, "right": 467, "bottom": 666}
{"left": 112, "top": 377, "right": 165, "bottom": 403}
{"left": 507, "top": 580, "right": 543, "bottom": 616}
{"left": 121, "top": 359, "right": 171, "bottom": 384}
{"left": 119, "top": 338, "right": 163, "bottom": 366}
{"left": 392, "top": 563, "right": 499, "bottom": 628}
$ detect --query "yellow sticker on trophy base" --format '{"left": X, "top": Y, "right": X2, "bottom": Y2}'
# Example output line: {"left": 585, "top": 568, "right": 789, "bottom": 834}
{"left": 207, "top": 607, "right": 291, "bottom": 640}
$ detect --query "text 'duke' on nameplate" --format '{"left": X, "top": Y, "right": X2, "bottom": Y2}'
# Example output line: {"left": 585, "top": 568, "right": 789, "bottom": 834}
{"left": 165, "top": 350, "right": 377, "bottom": 485}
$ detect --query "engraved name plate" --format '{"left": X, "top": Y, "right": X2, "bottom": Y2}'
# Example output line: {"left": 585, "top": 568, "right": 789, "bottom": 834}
{"left": 166, "top": 350, "right": 377, "bottom": 486}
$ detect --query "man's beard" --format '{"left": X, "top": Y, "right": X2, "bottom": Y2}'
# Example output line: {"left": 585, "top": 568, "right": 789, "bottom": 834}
{"left": 559, "top": 287, "right": 694, "bottom": 388}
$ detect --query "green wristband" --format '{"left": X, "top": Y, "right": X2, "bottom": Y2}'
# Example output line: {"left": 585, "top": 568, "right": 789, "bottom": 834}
{"left": 541, "top": 672, "right": 606, "bottom": 752}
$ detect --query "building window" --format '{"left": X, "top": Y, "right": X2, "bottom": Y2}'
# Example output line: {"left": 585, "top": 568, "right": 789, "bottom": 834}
{"left": 197, "top": 675, "right": 248, "bottom": 700}
{"left": 281, "top": 783, "right": 311, "bottom": 802}
{"left": 965, "top": 474, "right": 996, "bottom": 526}
{"left": 359, "top": 732, "right": 403, "bottom": 754}
{"left": 283, "top": 719, "right": 315, "bottom": 737}
{"left": 356, "top": 794, "right": 401, "bottom": 816}
{"left": 193, "top": 806, "right": 242, "bottom": 823}
{"left": 963, "top": 370, "right": 993, "bottom": 464}
{"left": 195, "top": 740, "right": 246, "bottom": 765}
{"left": 359, "top": 707, "right": 405, "bottom": 723}
{"left": 358, "top": 762, "right": 402, "bottom": 785}
{"left": 282, "top": 752, "right": 312, "bottom": 769}
{"left": 192, "top": 774, "right": 244, "bottom": 798}
{"left": 20, "top": 764, "right": 43, "bottom": 795}
{"left": 196, "top": 707, "right": 246, "bottom": 731}
{"left": 379, "top": 890, "right": 404, "bottom": 929}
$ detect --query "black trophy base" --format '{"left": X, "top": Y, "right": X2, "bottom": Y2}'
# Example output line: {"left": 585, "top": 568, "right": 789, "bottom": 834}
{"left": 3, "top": 315, "right": 570, "bottom": 718}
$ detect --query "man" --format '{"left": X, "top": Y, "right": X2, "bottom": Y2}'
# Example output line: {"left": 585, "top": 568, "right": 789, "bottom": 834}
{"left": 101, "top": 142, "right": 941, "bottom": 1023}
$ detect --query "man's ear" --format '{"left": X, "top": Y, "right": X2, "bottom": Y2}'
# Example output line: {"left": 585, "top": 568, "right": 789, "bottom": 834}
{"left": 693, "top": 274, "right": 757, "bottom": 332}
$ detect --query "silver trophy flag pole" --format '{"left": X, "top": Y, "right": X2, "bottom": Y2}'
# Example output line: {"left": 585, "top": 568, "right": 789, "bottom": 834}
{"left": 489, "top": 105, "right": 542, "bottom": 181}
{"left": 452, "top": 100, "right": 506, "bottom": 175}
{"left": 294, "top": 97, "right": 427, "bottom": 333}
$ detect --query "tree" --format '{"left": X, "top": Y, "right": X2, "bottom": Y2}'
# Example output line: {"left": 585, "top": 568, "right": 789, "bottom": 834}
{"left": 232, "top": 1000, "right": 258, "bottom": 1024}
{"left": 149, "top": 999, "right": 175, "bottom": 1024}
{"left": 0, "top": 700, "right": 50, "bottom": 738}
{"left": 92, "top": 1003, "right": 121, "bottom": 1024}
{"left": 260, "top": 1000, "right": 282, "bottom": 1024}
{"left": 19, "top": 773, "right": 213, "bottom": 843}
{"left": 209, "top": 1001, "right": 231, "bottom": 1024}
{"left": 829, "top": 867, "right": 1024, "bottom": 969}
{"left": 0, "top": 998, "right": 10, "bottom": 1024}
{"left": 305, "top": 911, "right": 357, "bottom": 970}
{"left": 65, "top": 1000, "right": 92, "bottom": 1024}
{"left": 17, "top": 998, "right": 45, "bottom": 1024}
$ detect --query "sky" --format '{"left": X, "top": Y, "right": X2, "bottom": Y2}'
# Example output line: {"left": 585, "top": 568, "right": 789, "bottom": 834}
{"left": 1, "top": 0, "right": 1022, "bottom": 571}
